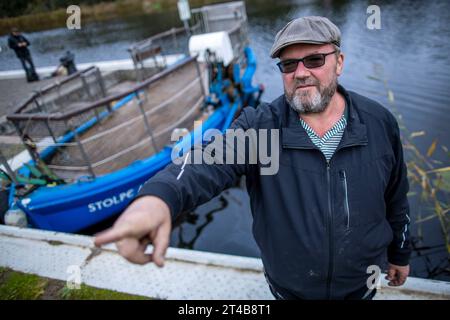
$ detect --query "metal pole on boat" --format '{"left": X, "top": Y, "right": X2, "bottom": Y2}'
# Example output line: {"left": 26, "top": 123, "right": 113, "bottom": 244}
{"left": 183, "top": 20, "right": 191, "bottom": 37}
{"left": 81, "top": 73, "right": 93, "bottom": 101}
{"left": 202, "top": 9, "right": 210, "bottom": 33}
{"left": 80, "top": 73, "right": 101, "bottom": 121}
{"left": 177, "top": 0, "right": 191, "bottom": 50}
{"left": 0, "top": 149, "right": 19, "bottom": 185}
{"left": 194, "top": 60, "right": 206, "bottom": 98}
{"left": 171, "top": 28, "right": 178, "bottom": 53}
{"left": 95, "top": 68, "right": 112, "bottom": 113}
{"left": 34, "top": 90, "right": 58, "bottom": 144}
{"left": 134, "top": 91, "right": 158, "bottom": 153}
{"left": 12, "top": 121, "right": 40, "bottom": 165}
{"left": 129, "top": 48, "right": 141, "bottom": 82}
{"left": 64, "top": 120, "right": 96, "bottom": 179}
{"left": 96, "top": 68, "right": 107, "bottom": 98}
{"left": 56, "top": 80, "right": 62, "bottom": 101}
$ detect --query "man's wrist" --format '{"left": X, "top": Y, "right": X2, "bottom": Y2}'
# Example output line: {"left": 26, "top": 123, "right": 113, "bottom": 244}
{"left": 387, "top": 252, "right": 411, "bottom": 266}
{"left": 137, "top": 181, "right": 181, "bottom": 220}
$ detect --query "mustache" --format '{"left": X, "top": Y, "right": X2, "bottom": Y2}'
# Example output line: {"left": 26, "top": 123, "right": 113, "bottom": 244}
{"left": 294, "top": 78, "right": 319, "bottom": 87}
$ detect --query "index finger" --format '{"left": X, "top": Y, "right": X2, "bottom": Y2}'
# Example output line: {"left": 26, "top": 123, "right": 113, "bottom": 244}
{"left": 94, "top": 225, "right": 130, "bottom": 247}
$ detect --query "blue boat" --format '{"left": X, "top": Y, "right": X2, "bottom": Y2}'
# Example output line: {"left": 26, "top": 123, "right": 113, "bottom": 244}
{"left": 0, "top": 1, "right": 263, "bottom": 233}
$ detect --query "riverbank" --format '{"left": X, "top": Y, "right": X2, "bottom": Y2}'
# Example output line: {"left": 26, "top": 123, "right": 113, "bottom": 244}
{"left": 1, "top": 225, "right": 449, "bottom": 299}
{"left": 0, "top": 0, "right": 225, "bottom": 36}
{"left": 0, "top": 267, "right": 150, "bottom": 299}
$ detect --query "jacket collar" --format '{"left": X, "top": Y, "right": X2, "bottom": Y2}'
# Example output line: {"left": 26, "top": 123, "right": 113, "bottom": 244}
{"left": 281, "top": 84, "right": 368, "bottom": 150}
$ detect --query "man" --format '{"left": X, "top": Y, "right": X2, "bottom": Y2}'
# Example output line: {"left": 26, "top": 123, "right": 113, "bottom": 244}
{"left": 95, "top": 16, "right": 411, "bottom": 300}
{"left": 8, "top": 27, "right": 39, "bottom": 82}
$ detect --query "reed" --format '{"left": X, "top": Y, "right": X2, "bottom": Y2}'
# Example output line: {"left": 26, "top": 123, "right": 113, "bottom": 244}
{"left": 369, "top": 65, "right": 450, "bottom": 266}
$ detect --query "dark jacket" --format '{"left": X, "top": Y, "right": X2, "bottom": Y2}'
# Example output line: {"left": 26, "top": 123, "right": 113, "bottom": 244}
{"left": 8, "top": 33, "right": 31, "bottom": 58}
{"left": 138, "top": 84, "right": 411, "bottom": 299}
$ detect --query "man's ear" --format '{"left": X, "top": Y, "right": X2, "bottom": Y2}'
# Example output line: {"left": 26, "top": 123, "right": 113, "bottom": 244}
{"left": 336, "top": 53, "right": 344, "bottom": 76}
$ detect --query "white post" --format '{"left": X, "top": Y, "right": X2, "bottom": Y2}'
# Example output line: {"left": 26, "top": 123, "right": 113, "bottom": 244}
{"left": 177, "top": 0, "right": 191, "bottom": 36}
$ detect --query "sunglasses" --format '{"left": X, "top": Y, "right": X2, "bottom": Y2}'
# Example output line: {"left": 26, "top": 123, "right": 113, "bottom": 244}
{"left": 277, "top": 50, "right": 337, "bottom": 73}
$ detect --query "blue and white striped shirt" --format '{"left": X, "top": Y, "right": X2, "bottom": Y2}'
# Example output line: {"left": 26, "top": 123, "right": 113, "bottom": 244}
{"left": 300, "top": 108, "right": 347, "bottom": 163}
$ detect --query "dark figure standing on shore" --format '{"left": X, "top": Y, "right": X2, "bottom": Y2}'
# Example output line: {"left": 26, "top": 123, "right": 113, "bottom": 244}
{"left": 8, "top": 27, "right": 39, "bottom": 82}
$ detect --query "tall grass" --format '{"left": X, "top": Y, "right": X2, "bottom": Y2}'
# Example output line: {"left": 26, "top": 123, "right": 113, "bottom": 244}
{"left": 370, "top": 65, "right": 450, "bottom": 273}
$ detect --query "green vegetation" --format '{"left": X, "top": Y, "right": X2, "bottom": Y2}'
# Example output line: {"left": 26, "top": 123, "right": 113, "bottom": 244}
{"left": 1, "top": 0, "right": 130, "bottom": 18}
{"left": 370, "top": 65, "right": 450, "bottom": 260}
{"left": 59, "top": 283, "right": 150, "bottom": 300}
{"left": 0, "top": 0, "right": 225, "bottom": 36}
{"left": 0, "top": 268, "right": 151, "bottom": 300}
{"left": 0, "top": 269, "right": 48, "bottom": 299}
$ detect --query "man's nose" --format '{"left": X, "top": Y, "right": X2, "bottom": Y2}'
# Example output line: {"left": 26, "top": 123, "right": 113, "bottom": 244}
{"left": 293, "top": 61, "right": 311, "bottom": 79}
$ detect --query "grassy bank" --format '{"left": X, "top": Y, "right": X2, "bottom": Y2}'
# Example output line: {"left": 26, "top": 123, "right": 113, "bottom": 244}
{"left": 0, "top": 0, "right": 225, "bottom": 36}
{"left": 0, "top": 267, "right": 151, "bottom": 300}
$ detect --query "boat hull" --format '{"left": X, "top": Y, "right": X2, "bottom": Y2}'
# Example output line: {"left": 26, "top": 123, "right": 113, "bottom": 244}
{"left": 17, "top": 105, "right": 229, "bottom": 232}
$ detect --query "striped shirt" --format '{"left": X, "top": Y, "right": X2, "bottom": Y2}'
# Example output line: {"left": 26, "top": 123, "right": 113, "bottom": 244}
{"left": 300, "top": 109, "right": 347, "bottom": 163}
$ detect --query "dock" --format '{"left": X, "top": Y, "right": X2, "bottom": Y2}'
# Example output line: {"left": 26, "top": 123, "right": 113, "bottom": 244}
{"left": 0, "top": 225, "right": 448, "bottom": 300}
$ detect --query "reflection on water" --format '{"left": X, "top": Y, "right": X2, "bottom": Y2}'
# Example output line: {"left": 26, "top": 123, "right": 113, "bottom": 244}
{"left": 2, "top": 0, "right": 449, "bottom": 280}
{"left": 172, "top": 195, "right": 229, "bottom": 250}
{"left": 171, "top": 188, "right": 260, "bottom": 258}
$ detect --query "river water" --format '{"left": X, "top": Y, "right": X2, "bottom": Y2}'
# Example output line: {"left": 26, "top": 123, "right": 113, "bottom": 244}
{"left": 1, "top": 0, "right": 449, "bottom": 280}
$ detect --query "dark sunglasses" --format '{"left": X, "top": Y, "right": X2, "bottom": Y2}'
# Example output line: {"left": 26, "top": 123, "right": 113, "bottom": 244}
{"left": 277, "top": 50, "right": 337, "bottom": 73}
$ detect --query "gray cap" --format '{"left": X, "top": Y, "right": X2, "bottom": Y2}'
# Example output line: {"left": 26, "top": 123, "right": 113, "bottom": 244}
{"left": 270, "top": 16, "right": 341, "bottom": 58}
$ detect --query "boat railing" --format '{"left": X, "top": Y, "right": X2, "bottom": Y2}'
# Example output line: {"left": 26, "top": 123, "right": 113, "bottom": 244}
{"left": 128, "top": 26, "right": 190, "bottom": 82}
{"left": 127, "top": 19, "right": 203, "bottom": 80}
{"left": 13, "top": 66, "right": 107, "bottom": 115}
{"left": 191, "top": 1, "right": 249, "bottom": 60}
{"left": 7, "top": 56, "right": 206, "bottom": 179}
{"left": 128, "top": 0, "right": 249, "bottom": 81}
{"left": 6, "top": 1, "right": 249, "bottom": 182}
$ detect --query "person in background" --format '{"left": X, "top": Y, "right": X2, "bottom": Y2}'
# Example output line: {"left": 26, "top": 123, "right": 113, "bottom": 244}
{"left": 8, "top": 27, "right": 39, "bottom": 82}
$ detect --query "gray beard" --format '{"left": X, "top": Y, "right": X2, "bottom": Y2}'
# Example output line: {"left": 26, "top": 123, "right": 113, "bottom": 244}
{"left": 286, "top": 78, "right": 338, "bottom": 114}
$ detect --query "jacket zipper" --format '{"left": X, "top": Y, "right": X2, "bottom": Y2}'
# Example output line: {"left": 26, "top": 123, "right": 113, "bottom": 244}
{"left": 326, "top": 162, "right": 333, "bottom": 299}
{"left": 341, "top": 170, "right": 350, "bottom": 229}
{"left": 283, "top": 142, "right": 366, "bottom": 299}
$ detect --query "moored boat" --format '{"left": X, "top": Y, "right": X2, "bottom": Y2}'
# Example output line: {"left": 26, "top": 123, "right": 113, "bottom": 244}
{"left": 0, "top": 1, "right": 263, "bottom": 233}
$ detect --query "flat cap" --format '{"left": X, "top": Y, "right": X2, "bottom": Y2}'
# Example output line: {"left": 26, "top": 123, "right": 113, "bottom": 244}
{"left": 270, "top": 16, "right": 341, "bottom": 58}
